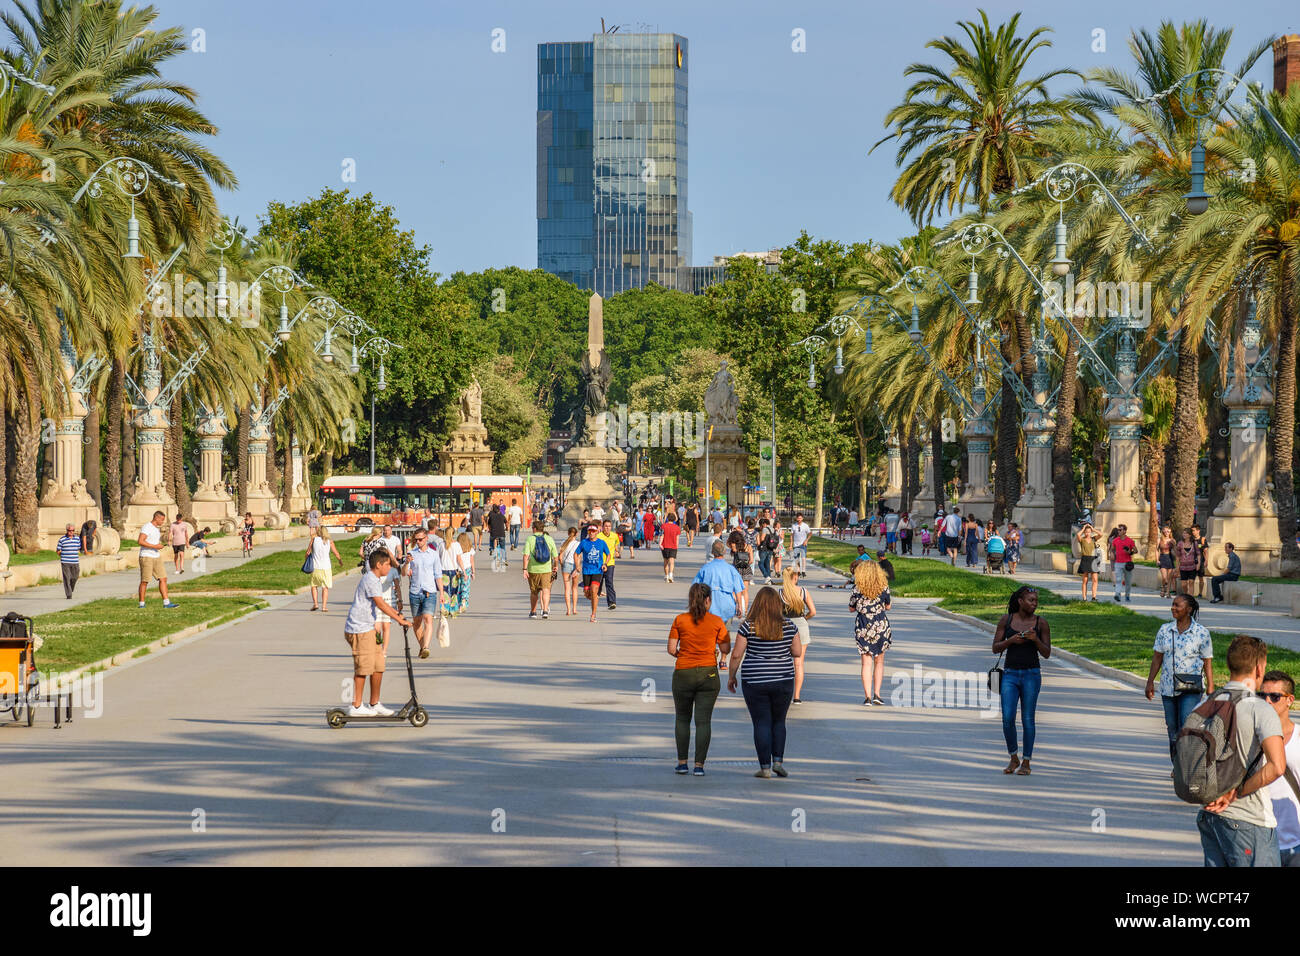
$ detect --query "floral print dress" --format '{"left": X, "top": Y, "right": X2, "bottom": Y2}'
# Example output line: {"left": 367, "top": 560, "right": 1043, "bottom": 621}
{"left": 850, "top": 588, "right": 892, "bottom": 656}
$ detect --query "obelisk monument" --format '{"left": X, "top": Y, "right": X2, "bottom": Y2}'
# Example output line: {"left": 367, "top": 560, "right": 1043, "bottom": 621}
{"left": 561, "top": 293, "right": 625, "bottom": 526}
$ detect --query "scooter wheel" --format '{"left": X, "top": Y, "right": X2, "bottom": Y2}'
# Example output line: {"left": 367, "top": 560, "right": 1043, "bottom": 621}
{"left": 410, "top": 708, "right": 428, "bottom": 728}
{"left": 326, "top": 709, "right": 346, "bottom": 728}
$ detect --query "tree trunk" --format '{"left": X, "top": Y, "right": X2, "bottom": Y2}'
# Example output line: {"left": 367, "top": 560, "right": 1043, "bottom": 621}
{"left": 323, "top": 448, "right": 333, "bottom": 482}
{"left": 813, "top": 446, "right": 827, "bottom": 530}
{"left": 1272, "top": 276, "right": 1299, "bottom": 570}
{"left": 993, "top": 380, "right": 1019, "bottom": 526}
{"left": 12, "top": 375, "right": 40, "bottom": 552}
{"left": 84, "top": 393, "right": 102, "bottom": 510}
{"left": 1169, "top": 327, "right": 1200, "bottom": 535}
{"left": 1162, "top": 441, "right": 1174, "bottom": 526}
{"left": 902, "top": 434, "right": 918, "bottom": 512}
{"left": 854, "top": 416, "right": 868, "bottom": 520}
{"left": 930, "top": 416, "right": 944, "bottom": 516}
{"left": 281, "top": 425, "right": 294, "bottom": 512}
{"left": 237, "top": 404, "right": 250, "bottom": 513}
{"left": 105, "top": 357, "right": 124, "bottom": 530}
{"left": 1051, "top": 331, "right": 1079, "bottom": 540}
{"left": 1206, "top": 394, "right": 1229, "bottom": 517}
{"left": 122, "top": 410, "right": 136, "bottom": 499}
{"left": 169, "top": 392, "right": 192, "bottom": 518}
{"left": 1143, "top": 447, "right": 1162, "bottom": 561}
{"left": 266, "top": 428, "right": 280, "bottom": 502}
{"left": 4, "top": 409, "right": 14, "bottom": 545}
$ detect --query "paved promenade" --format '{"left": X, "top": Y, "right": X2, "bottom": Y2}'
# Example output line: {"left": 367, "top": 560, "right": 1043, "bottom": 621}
{"left": 1, "top": 538, "right": 1205, "bottom": 865}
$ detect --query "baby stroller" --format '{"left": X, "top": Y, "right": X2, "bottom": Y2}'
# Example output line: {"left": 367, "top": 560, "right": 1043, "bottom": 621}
{"left": 985, "top": 550, "right": 1005, "bottom": 574}
{"left": 0, "top": 611, "right": 70, "bottom": 727}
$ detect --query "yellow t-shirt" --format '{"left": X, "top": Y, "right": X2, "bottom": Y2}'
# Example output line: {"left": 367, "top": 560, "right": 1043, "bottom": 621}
{"left": 598, "top": 532, "right": 620, "bottom": 568}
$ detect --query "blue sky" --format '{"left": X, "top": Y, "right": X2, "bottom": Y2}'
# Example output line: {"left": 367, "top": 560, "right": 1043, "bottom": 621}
{"left": 160, "top": 0, "right": 1289, "bottom": 277}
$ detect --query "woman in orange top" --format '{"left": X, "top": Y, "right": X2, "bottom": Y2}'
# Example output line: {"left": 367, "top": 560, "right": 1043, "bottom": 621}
{"left": 667, "top": 583, "right": 731, "bottom": 776}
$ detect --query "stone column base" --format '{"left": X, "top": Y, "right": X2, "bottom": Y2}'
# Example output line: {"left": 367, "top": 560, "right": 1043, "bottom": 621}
{"left": 37, "top": 503, "right": 103, "bottom": 551}
{"left": 1011, "top": 498, "right": 1054, "bottom": 548}
{"left": 1205, "top": 514, "right": 1281, "bottom": 576}
{"left": 191, "top": 498, "right": 239, "bottom": 534}
{"left": 1092, "top": 502, "right": 1149, "bottom": 551}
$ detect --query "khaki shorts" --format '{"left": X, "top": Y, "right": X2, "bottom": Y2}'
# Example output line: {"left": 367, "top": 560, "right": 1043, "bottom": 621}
{"left": 528, "top": 571, "right": 552, "bottom": 594}
{"left": 346, "top": 631, "right": 385, "bottom": 676}
{"left": 139, "top": 554, "right": 167, "bottom": 582}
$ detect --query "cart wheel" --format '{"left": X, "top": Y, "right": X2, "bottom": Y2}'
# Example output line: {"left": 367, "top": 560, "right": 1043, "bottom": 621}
{"left": 410, "top": 708, "right": 429, "bottom": 728}
{"left": 326, "top": 709, "right": 346, "bottom": 729}
{"left": 26, "top": 697, "right": 34, "bottom": 726}
{"left": 9, "top": 698, "right": 21, "bottom": 725}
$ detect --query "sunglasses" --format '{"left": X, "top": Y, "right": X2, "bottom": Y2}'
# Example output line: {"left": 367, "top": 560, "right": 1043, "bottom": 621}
{"left": 1258, "top": 692, "right": 1291, "bottom": 703}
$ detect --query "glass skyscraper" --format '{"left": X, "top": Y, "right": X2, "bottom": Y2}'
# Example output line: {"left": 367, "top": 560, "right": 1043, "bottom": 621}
{"left": 537, "top": 33, "right": 690, "bottom": 296}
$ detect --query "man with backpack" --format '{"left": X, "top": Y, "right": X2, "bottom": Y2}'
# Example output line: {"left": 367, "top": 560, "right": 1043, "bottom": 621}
{"left": 523, "top": 519, "right": 558, "bottom": 620}
{"left": 1176, "top": 634, "right": 1287, "bottom": 866}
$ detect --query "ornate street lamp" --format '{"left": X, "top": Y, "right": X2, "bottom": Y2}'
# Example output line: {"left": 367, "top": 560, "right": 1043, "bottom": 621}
{"left": 72, "top": 158, "right": 187, "bottom": 259}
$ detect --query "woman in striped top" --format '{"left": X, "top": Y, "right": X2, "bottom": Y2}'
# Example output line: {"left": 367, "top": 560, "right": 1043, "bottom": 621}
{"left": 727, "top": 586, "right": 802, "bottom": 778}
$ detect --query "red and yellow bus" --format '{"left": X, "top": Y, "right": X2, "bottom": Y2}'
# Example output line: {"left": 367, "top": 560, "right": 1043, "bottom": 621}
{"left": 318, "top": 475, "right": 531, "bottom": 532}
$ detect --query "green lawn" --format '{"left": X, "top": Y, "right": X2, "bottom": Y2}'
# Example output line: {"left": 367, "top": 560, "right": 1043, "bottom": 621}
{"left": 34, "top": 596, "right": 268, "bottom": 672}
{"left": 1030, "top": 543, "right": 1072, "bottom": 553}
{"left": 168, "top": 535, "right": 363, "bottom": 594}
{"left": 7, "top": 549, "right": 58, "bottom": 565}
{"left": 807, "top": 539, "right": 1300, "bottom": 683}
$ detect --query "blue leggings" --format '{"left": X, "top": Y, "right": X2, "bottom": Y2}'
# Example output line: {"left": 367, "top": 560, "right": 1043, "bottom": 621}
{"left": 1000, "top": 667, "right": 1042, "bottom": 758}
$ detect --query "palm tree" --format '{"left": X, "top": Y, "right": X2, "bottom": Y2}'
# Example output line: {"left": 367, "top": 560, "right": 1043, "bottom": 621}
{"left": 1077, "top": 19, "right": 1271, "bottom": 536}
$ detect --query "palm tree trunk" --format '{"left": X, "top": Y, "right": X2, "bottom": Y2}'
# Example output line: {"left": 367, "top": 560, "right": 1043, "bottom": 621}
{"left": 902, "top": 434, "right": 918, "bottom": 512}
{"left": 169, "top": 392, "right": 192, "bottom": 517}
{"left": 813, "top": 446, "right": 827, "bottom": 530}
{"left": 1051, "top": 332, "right": 1079, "bottom": 540}
{"left": 1143, "top": 447, "right": 1162, "bottom": 561}
{"left": 1273, "top": 276, "right": 1299, "bottom": 568}
{"left": 0, "top": 381, "right": 8, "bottom": 543}
{"left": 237, "top": 404, "right": 250, "bottom": 513}
{"left": 281, "top": 425, "right": 294, "bottom": 512}
{"left": 122, "top": 410, "right": 136, "bottom": 499}
{"left": 105, "top": 357, "right": 124, "bottom": 530}
{"left": 4, "top": 409, "right": 14, "bottom": 545}
{"left": 323, "top": 448, "right": 333, "bottom": 482}
{"left": 12, "top": 375, "right": 40, "bottom": 552}
{"left": 993, "top": 381, "right": 1019, "bottom": 525}
{"left": 1169, "top": 328, "right": 1200, "bottom": 534}
{"left": 84, "top": 393, "right": 101, "bottom": 510}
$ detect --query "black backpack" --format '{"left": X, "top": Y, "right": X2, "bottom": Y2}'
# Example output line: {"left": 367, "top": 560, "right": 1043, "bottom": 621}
{"left": 1173, "top": 688, "right": 1262, "bottom": 805}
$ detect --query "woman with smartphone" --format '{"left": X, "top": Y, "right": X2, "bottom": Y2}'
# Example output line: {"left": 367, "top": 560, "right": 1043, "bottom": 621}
{"left": 992, "top": 586, "right": 1052, "bottom": 775}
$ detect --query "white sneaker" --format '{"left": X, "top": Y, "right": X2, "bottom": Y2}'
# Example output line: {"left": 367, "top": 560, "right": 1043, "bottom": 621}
{"left": 370, "top": 702, "right": 395, "bottom": 716}
{"left": 347, "top": 703, "right": 374, "bottom": 717}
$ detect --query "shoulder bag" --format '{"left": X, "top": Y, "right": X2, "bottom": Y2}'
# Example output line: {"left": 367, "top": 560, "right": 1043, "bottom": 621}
{"left": 988, "top": 615, "right": 1006, "bottom": 694}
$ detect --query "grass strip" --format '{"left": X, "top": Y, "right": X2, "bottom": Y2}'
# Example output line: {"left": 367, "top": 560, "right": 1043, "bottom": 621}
{"left": 33, "top": 596, "right": 268, "bottom": 672}
{"left": 167, "top": 535, "right": 363, "bottom": 594}
{"left": 805, "top": 539, "right": 1300, "bottom": 681}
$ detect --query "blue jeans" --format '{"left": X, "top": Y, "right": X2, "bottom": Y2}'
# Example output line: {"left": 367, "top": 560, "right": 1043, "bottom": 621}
{"left": 1160, "top": 692, "right": 1201, "bottom": 760}
{"left": 509, "top": 524, "right": 521, "bottom": 548}
{"left": 1197, "top": 810, "right": 1280, "bottom": 866}
{"left": 792, "top": 544, "right": 807, "bottom": 568}
{"left": 757, "top": 549, "right": 773, "bottom": 579}
{"left": 742, "top": 679, "right": 794, "bottom": 767}
{"left": 1114, "top": 564, "right": 1132, "bottom": 599}
{"left": 491, "top": 536, "right": 506, "bottom": 565}
{"left": 1000, "top": 667, "right": 1042, "bottom": 758}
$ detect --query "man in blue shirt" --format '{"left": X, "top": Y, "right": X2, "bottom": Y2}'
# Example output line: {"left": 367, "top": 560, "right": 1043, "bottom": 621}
{"left": 1211, "top": 542, "right": 1243, "bottom": 604}
{"left": 57, "top": 523, "right": 83, "bottom": 599}
{"left": 403, "top": 528, "right": 444, "bottom": 658}
{"left": 693, "top": 540, "right": 748, "bottom": 669}
{"left": 577, "top": 524, "right": 611, "bottom": 623}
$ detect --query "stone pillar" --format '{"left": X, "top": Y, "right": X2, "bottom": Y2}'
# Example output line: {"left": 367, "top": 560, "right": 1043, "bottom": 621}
{"left": 959, "top": 386, "right": 995, "bottom": 515}
{"left": 1011, "top": 351, "right": 1055, "bottom": 545}
{"left": 915, "top": 443, "right": 935, "bottom": 507}
{"left": 1206, "top": 308, "right": 1281, "bottom": 574}
{"left": 191, "top": 403, "right": 238, "bottom": 533}
{"left": 881, "top": 435, "right": 903, "bottom": 512}
{"left": 37, "top": 335, "right": 105, "bottom": 548}
{"left": 288, "top": 438, "right": 313, "bottom": 514}
{"left": 1092, "top": 330, "right": 1147, "bottom": 548}
{"left": 123, "top": 344, "right": 175, "bottom": 531}
{"left": 243, "top": 401, "right": 291, "bottom": 529}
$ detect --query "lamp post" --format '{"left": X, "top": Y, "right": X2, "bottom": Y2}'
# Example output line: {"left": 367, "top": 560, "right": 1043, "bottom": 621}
{"left": 1158, "top": 69, "right": 1300, "bottom": 216}
{"left": 72, "top": 157, "right": 188, "bottom": 259}
{"left": 354, "top": 336, "right": 398, "bottom": 474}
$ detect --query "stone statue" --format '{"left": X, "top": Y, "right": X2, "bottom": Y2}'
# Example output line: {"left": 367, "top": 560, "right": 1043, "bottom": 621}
{"left": 578, "top": 343, "right": 612, "bottom": 445}
{"left": 704, "top": 361, "right": 740, "bottom": 425}
{"left": 460, "top": 379, "right": 483, "bottom": 425}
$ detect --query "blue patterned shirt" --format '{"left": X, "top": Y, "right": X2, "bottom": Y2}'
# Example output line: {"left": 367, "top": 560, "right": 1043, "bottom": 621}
{"left": 57, "top": 534, "right": 81, "bottom": 564}
{"left": 1152, "top": 620, "right": 1213, "bottom": 698}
